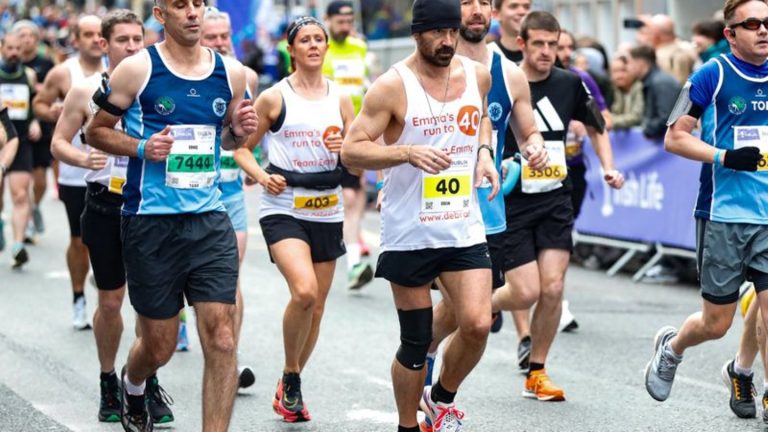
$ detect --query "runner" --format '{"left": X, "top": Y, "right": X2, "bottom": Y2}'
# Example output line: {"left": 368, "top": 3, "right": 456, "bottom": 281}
{"left": 341, "top": 1, "right": 505, "bottom": 430}
{"left": 84, "top": 0, "right": 257, "bottom": 429}
{"left": 644, "top": 0, "right": 768, "bottom": 419}
{"left": 322, "top": 0, "right": 373, "bottom": 290}
{"left": 490, "top": 0, "right": 531, "bottom": 63}
{"left": 0, "top": 32, "right": 40, "bottom": 269}
{"left": 234, "top": 16, "right": 354, "bottom": 422}
{"left": 33, "top": 14, "right": 105, "bottom": 329}
{"left": 420, "top": 0, "right": 544, "bottom": 409}
{"left": 200, "top": 5, "right": 257, "bottom": 390}
{"left": 50, "top": 10, "right": 174, "bottom": 425}
{"left": 490, "top": 11, "right": 623, "bottom": 402}
{"left": 13, "top": 20, "right": 54, "bottom": 235}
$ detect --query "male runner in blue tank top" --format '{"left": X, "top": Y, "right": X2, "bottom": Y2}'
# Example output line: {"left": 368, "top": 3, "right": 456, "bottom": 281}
{"left": 645, "top": 0, "right": 768, "bottom": 419}
{"left": 85, "top": 0, "right": 258, "bottom": 430}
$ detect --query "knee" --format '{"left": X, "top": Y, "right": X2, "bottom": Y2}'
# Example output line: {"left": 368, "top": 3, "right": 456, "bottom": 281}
{"left": 396, "top": 307, "right": 433, "bottom": 370}
{"left": 11, "top": 188, "right": 28, "bottom": 205}
{"left": 99, "top": 293, "right": 124, "bottom": 317}
{"left": 205, "top": 325, "right": 237, "bottom": 355}
{"left": 518, "top": 286, "right": 540, "bottom": 308}
{"left": 291, "top": 284, "right": 318, "bottom": 311}
{"left": 703, "top": 315, "right": 732, "bottom": 340}
{"left": 459, "top": 314, "right": 491, "bottom": 342}
{"left": 539, "top": 279, "right": 564, "bottom": 304}
{"left": 145, "top": 339, "right": 176, "bottom": 368}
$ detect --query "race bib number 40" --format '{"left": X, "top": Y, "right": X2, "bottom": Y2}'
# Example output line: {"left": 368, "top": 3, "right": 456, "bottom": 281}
{"left": 166, "top": 125, "right": 217, "bottom": 189}
{"left": 521, "top": 141, "right": 567, "bottom": 194}
{"left": 421, "top": 156, "right": 472, "bottom": 213}
{"left": 734, "top": 126, "right": 768, "bottom": 171}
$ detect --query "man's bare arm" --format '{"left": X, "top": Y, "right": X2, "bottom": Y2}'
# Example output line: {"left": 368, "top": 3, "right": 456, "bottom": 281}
{"left": 665, "top": 115, "right": 719, "bottom": 163}
{"left": 32, "top": 64, "right": 68, "bottom": 122}
{"left": 506, "top": 65, "right": 544, "bottom": 154}
{"left": 51, "top": 85, "right": 92, "bottom": 166}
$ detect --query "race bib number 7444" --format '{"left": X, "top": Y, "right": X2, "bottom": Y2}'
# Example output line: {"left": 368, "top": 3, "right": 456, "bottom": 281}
{"left": 166, "top": 125, "right": 217, "bottom": 189}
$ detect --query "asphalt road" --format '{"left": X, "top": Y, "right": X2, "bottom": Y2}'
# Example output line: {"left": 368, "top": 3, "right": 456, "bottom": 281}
{"left": 0, "top": 187, "right": 764, "bottom": 431}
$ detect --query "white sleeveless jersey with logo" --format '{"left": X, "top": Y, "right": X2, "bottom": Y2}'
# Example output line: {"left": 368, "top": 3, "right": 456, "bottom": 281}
{"left": 58, "top": 57, "right": 102, "bottom": 187}
{"left": 259, "top": 78, "right": 345, "bottom": 223}
{"left": 380, "top": 56, "right": 486, "bottom": 252}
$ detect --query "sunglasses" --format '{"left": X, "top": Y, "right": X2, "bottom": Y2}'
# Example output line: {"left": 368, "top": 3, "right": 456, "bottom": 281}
{"left": 730, "top": 17, "right": 768, "bottom": 31}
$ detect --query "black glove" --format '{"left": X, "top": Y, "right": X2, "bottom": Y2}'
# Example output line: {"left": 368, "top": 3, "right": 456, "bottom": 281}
{"left": 724, "top": 146, "right": 762, "bottom": 171}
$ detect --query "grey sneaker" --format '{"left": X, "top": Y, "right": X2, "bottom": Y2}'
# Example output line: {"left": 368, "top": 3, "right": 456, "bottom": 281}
{"left": 644, "top": 326, "right": 681, "bottom": 401}
{"left": 32, "top": 207, "right": 44, "bottom": 233}
{"left": 721, "top": 359, "right": 756, "bottom": 418}
{"left": 517, "top": 335, "right": 532, "bottom": 371}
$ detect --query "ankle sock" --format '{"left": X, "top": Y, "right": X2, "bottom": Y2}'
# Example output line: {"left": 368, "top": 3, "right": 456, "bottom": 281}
{"left": 430, "top": 380, "right": 456, "bottom": 405}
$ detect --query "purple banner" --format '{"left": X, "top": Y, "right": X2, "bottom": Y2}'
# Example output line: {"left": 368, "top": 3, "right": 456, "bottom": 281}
{"left": 575, "top": 129, "right": 700, "bottom": 250}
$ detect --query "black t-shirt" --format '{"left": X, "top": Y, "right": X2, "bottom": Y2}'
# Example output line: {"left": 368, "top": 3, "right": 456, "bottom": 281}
{"left": 493, "top": 40, "right": 523, "bottom": 64}
{"left": 504, "top": 67, "right": 599, "bottom": 198}
{"left": 23, "top": 54, "right": 54, "bottom": 83}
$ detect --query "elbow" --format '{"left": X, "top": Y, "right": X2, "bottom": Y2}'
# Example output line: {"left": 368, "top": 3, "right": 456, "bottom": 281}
{"left": 663, "top": 130, "right": 680, "bottom": 153}
{"left": 84, "top": 127, "right": 99, "bottom": 151}
{"left": 50, "top": 138, "right": 62, "bottom": 160}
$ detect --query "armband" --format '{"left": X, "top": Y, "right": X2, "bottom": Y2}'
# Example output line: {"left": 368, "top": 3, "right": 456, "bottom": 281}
{"left": 584, "top": 98, "right": 606, "bottom": 134}
{"left": 136, "top": 139, "right": 147, "bottom": 160}
{"left": 0, "top": 107, "right": 17, "bottom": 141}
{"left": 376, "top": 180, "right": 385, "bottom": 191}
{"left": 667, "top": 82, "right": 704, "bottom": 126}
{"left": 92, "top": 75, "right": 126, "bottom": 117}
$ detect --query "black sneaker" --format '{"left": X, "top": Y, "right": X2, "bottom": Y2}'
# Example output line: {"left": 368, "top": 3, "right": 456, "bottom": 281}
{"left": 517, "top": 335, "right": 532, "bottom": 371}
{"left": 762, "top": 390, "right": 768, "bottom": 424}
{"left": 721, "top": 359, "right": 756, "bottom": 419}
{"left": 120, "top": 367, "right": 153, "bottom": 431}
{"left": 98, "top": 373, "right": 121, "bottom": 422}
{"left": 490, "top": 312, "right": 503, "bottom": 333}
{"left": 11, "top": 246, "right": 28, "bottom": 270}
{"left": 146, "top": 374, "right": 174, "bottom": 424}
{"left": 239, "top": 365, "right": 256, "bottom": 390}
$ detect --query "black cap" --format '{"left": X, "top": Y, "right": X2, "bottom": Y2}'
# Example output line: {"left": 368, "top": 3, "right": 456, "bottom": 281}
{"left": 411, "top": 0, "right": 461, "bottom": 34}
{"left": 326, "top": 1, "right": 354, "bottom": 17}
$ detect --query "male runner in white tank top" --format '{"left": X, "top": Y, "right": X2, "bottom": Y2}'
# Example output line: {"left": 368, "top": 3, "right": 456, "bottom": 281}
{"left": 342, "top": 1, "right": 547, "bottom": 430}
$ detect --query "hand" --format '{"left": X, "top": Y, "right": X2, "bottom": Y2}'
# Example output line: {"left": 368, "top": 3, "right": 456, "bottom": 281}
{"left": 143, "top": 126, "right": 174, "bottom": 162}
{"left": 524, "top": 142, "right": 548, "bottom": 171}
{"left": 244, "top": 175, "right": 258, "bottom": 186}
{"left": 724, "top": 147, "right": 762, "bottom": 171}
{"left": 324, "top": 132, "right": 343, "bottom": 154}
{"left": 475, "top": 156, "right": 500, "bottom": 201}
{"left": 231, "top": 99, "right": 258, "bottom": 137}
{"left": 50, "top": 102, "right": 64, "bottom": 120}
{"left": 28, "top": 121, "right": 41, "bottom": 142}
{"left": 569, "top": 120, "right": 587, "bottom": 138}
{"left": 261, "top": 174, "right": 287, "bottom": 195}
{"left": 407, "top": 145, "right": 451, "bottom": 174}
{"left": 84, "top": 149, "right": 108, "bottom": 170}
{"left": 604, "top": 169, "right": 624, "bottom": 189}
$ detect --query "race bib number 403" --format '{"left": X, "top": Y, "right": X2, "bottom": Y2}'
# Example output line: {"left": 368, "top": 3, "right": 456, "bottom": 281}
{"left": 166, "top": 125, "right": 217, "bottom": 189}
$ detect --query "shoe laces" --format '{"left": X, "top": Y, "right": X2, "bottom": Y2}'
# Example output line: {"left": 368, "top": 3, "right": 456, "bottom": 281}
{"left": 732, "top": 374, "right": 756, "bottom": 402}
{"left": 147, "top": 380, "right": 174, "bottom": 407}
{"left": 101, "top": 381, "right": 121, "bottom": 408}
{"left": 656, "top": 344, "right": 679, "bottom": 382}
{"left": 283, "top": 374, "right": 303, "bottom": 405}
{"left": 432, "top": 404, "right": 465, "bottom": 431}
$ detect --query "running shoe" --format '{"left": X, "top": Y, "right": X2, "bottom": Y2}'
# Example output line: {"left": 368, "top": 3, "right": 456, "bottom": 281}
{"left": 73, "top": 297, "right": 91, "bottom": 330}
{"left": 490, "top": 311, "right": 503, "bottom": 333}
{"left": 558, "top": 300, "right": 579, "bottom": 333}
{"left": 360, "top": 236, "right": 370, "bottom": 257}
{"left": 23, "top": 223, "right": 35, "bottom": 245}
{"left": 517, "top": 335, "right": 531, "bottom": 371}
{"left": 721, "top": 359, "right": 756, "bottom": 418}
{"left": 146, "top": 374, "right": 174, "bottom": 424}
{"left": 523, "top": 369, "right": 566, "bottom": 401}
{"left": 762, "top": 389, "right": 768, "bottom": 424}
{"left": 238, "top": 365, "right": 256, "bottom": 389}
{"left": 176, "top": 320, "right": 189, "bottom": 352}
{"left": 644, "top": 326, "right": 681, "bottom": 402}
{"left": 419, "top": 386, "right": 465, "bottom": 431}
{"left": 347, "top": 262, "right": 373, "bottom": 290}
{"left": 120, "top": 367, "right": 152, "bottom": 432}
{"left": 0, "top": 220, "right": 5, "bottom": 252}
{"left": 272, "top": 373, "right": 311, "bottom": 422}
{"left": 98, "top": 374, "right": 121, "bottom": 422}
{"left": 32, "top": 207, "right": 44, "bottom": 233}
{"left": 420, "top": 419, "right": 434, "bottom": 432}
{"left": 424, "top": 354, "right": 435, "bottom": 388}
{"left": 11, "top": 244, "right": 28, "bottom": 270}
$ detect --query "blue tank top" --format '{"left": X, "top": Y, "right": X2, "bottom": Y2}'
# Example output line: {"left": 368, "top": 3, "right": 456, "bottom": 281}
{"left": 218, "top": 86, "right": 252, "bottom": 203}
{"left": 692, "top": 54, "right": 768, "bottom": 224}
{"left": 122, "top": 45, "right": 232, "bottom": 215}
{"left": 477, "top": 51, "right": 513, "bottom": 235}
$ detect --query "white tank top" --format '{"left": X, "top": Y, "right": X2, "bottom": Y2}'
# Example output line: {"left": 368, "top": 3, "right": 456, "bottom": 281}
{"left": 380, "top": 56, "right": 486, "bottom": 251}
{"left": 259, "top": 78, "right": 345, "bottom": 223}
{"left": 83, "top": 93, "right": 128, "bottom": 195}
{"left": 57, "top": 57, "right": 102, "bottom": 187}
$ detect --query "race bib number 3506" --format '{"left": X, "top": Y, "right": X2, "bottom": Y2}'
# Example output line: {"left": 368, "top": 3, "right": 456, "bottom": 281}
{"left": 521, "top": 141, "right": 567, "bottom": 194}
{"left": 166, "top": 125, "right": 217, "bottom": 189}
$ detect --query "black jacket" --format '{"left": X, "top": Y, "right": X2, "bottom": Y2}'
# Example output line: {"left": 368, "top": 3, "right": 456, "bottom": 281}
{"left": 641, "top": 66, "right": 682, "bottom": 139}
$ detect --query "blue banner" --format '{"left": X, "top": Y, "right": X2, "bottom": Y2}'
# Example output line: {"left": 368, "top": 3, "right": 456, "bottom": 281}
{"left": 218, "top": 0, "right": 261, "bottom": 59}
{"left": 575, "top": 129, "right": 700, "bottom": 250}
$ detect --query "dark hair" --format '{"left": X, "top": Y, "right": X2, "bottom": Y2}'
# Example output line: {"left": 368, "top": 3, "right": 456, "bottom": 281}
{"left": 614, "top": 55, "right": 629, "bottom": 65}
{"left": 628, "top": 44, "right": 656, "bottom": 64}
{"left": 692, "top": 19, "right": 725, "bottom": 41}
{"left": 520, "top": 11, "right": 560, "bottom": 41}
{"left": 102, "top": 9, "right": 144, "bottom": 42}
{"left": 286, "top": 16, "right": 328, "bottom": 45}
{"left": 724, "top": 0, "right": 768, "bottom": 24}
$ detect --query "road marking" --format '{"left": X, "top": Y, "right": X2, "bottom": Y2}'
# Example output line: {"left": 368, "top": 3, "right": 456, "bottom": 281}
{"left": 346, "top": 409, "right": 399, "bottom": 424}
{"left": 341, "top": 368, "right": 392, "bottom": 389}
{"left": 44, "top": 271, "right": 69, "bottom": 280}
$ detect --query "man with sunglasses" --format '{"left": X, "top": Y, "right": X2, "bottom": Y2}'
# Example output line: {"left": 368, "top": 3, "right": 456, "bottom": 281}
{"left": 645, "top": 0, "right": 768, "bottom": 420}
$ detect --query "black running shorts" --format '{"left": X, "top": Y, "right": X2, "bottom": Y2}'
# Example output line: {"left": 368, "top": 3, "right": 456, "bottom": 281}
{"left": 487, "top": 233, "right": 506, "bottom": 289}
{"left": 121, "top": 211, "right": 239, "bottom": 320}
{"left": 340, "top": 165, "right": 362, "bottom": 190}
{"left": 59, "top": 184, "right": 86, "bottom": 237}
{"left": 259, "top": 214, "right": 346, "bottom": 263}
{"left": 81, "top": 183, "right": 125, "bottom": 290}
{"left": 376, "top": 243, "right": 492, "bottom": 288}
{"left": 7, "top": 139, "right": 33, "bottom": 173}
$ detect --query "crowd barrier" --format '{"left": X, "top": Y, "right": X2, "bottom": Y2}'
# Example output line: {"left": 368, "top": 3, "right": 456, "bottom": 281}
{"left": 575, "top": 128, "right": 700, "bottom": 281}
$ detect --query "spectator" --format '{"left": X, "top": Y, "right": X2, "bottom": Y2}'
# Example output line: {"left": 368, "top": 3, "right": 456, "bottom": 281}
{"left": 692, "top": 19, "right": 730, "bottom": 63}
{"left": 628, "top": 44, "right": 682, "bottom": 139}
{"left": 649, "top": 14, "right": 698, "bottom": 84}
{"left": 610, "top": 55, "right": 644, "bottom": 129}
{"left": 575, "top": 46, "right": 615, "bottom": 109}
{"left": 558, "top": 30, "right": 612, "bottom": 128}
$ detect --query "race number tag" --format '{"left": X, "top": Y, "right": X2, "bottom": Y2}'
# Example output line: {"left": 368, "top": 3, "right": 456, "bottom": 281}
{"left": 734, "top": 126, "right": 768, "bottom": 171}
{"left": 332, "top": 59, "right": 366, "bottom": 91}
{"left": 219, "top": 149, "right": 240, "bottom": 183}
{"left": 421, "top": 156, "right": 472, "bottom": 213}
{"left": 108, "top": 156, "right": 129, "bottom": 195}
{"left": 293, "top": 187, "right": 342, "bottom": 217}
{"left": 521, "top": 141, "right": 567, "bottom": 194}
{"left": 166, "top": 125, "right": 217, "bottom": 189}
{"left": 0, "top": 83, "right": 30, "bottom": 120}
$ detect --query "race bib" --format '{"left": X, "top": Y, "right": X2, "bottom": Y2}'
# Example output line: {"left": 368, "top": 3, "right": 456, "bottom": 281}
{"left": 421, "top": 156, "right": 473, "bottom": 213}
{"left": 521, "top": 141, "right": 567, "bottom": 194}
{"left": 108, "top": 156, "right": 129, "bottom": 195}
{"left": 220, "top": 149, "right": 240, "bottom": 183}
{"left": 0, "top": 83, "right": 30, "bottom": 121}
{"left": 292, "top": 187, "right": 342, "bottom": 218}
{"left": 166, "top": 125, "right": 217, "bottom": 189}
{"left": 333, "top": 59, "right": 365, "bottom": 94}
{"left": 734, "top": 126, "right": 768, "bottom": 171}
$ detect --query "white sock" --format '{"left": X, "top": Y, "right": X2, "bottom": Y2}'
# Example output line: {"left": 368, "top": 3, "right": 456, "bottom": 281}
{"left": 125, "top": 376, "right": 146, "bottom": 396}
{"left": 347, "top": 243, "right": 361, "bottom": 270}
{"left": 734, "top": 355, "right": 752, "bottom": 376}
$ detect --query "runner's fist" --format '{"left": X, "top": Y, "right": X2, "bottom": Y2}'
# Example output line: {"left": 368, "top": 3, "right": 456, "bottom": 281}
{"left": 144, "top": 126, "right": 174, "bottom": 162}
{"left": 84, "top": 149, "right": 108, "bottom": 170}
{"left": 604, "top": 169, "right": 624, "bottom": 189}
{"left": 524, "top": 142, "right": 548, "bottom": 171}
{"left": 261, "top": 174, "right": 287, "bottom": 196}
{"left": 724, "top": 147, "right": 761, "bottom": 171}
{"left": 232, "top": 99, "right": 258, "bottom": 138}
{"left": 407, "top": 145, "right": 451, "bottom": 174}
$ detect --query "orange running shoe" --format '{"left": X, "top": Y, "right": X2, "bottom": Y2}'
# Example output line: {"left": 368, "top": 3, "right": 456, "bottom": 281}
{"left": 523, "top": 369, "right": 566, "bottom": 401}
{"left": 419, "top": 419, "right": 434, "bottom": 432}
{"left": 272, "top": 375, "right": 311, "bottom": 422}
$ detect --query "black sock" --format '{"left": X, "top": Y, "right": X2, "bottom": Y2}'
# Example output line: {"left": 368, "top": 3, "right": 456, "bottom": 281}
{"left": 100, "top": 370, "right": 116, "bottom": 381}
{"left": 430, "top": 380, "right": 456, "bottom": 405}
{"left": 73, "top": 292, "right": 84, "bottom": 303}
{"left": 398, "top": 426, "right": 419, "bottom": 432}
{"left": 528, "top": 362, "right": 545, "bottom": 376}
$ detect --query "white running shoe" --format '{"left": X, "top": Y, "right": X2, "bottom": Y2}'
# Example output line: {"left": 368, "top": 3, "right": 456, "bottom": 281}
{"left": 73, "top": 297, "right": 92, "bottom": 330}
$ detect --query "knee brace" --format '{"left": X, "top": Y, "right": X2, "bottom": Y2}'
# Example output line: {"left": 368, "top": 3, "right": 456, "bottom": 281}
{"left": 395, "top": 307, "right": 433, "bottom": 371}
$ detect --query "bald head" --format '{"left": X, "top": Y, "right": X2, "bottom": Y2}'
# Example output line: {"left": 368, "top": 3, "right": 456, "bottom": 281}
{"left": 74, "top": 15, "right": 102, "bottom": 39}
{"left": 73, "top": 15, "right": 104, "bottom": 62}
{"left": 651, "top": 14, "right": 676, "bottom": 45}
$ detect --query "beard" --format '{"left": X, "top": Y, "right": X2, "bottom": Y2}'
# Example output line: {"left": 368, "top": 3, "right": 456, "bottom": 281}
{"left": 460, "top": 22, "right": 489, "bottom": 43}
{"left": 418, "top": 43, "right": 455, "bottom": 67}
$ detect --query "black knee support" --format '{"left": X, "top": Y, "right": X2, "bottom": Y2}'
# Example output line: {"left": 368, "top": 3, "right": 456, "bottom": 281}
{"left": 395, "top": 307, "right": 433, "bottom": 370}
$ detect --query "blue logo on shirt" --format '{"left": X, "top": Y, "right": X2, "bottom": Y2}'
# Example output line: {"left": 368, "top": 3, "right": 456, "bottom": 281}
{"left": 154, "top": 96, "right": 176, "bottom": 116}
{"left": 488, "top": 102, "right": 503, "bottom": 122}
{"left": 212, "top": 98, "right": 227, "bottom": 117}
{"left": 728, "top": 96, "right": 747, "bottom": 115}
